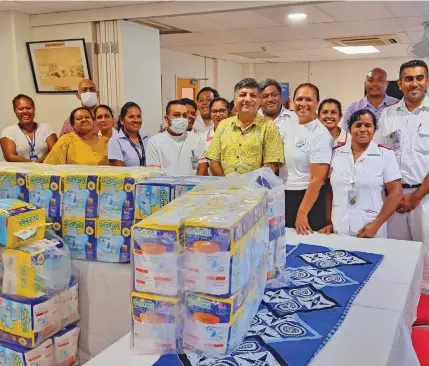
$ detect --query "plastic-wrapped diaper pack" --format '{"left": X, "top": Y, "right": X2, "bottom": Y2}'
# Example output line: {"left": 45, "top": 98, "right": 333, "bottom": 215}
{"left": 62, "top": 174, "right": 98, "bottom": 219}
{"left": 1, "top": 238, "right": 72, "bottom": 298}
{"left": 182, "top": 190, "right": 268, "bottom": 297}
{"left": 134, "top": 181, "right": 175, "bottom": 220}
{"left": 0, "top": 166, "right": 30, "bottom": 202}
{"left": 131, "top": 292, "right": 181, "bottom": 355}
{"left": 60, "top": 277, "right": 79, "bottom": 328}
{"left": 183, "top": 260, "right": 266, "bottom": 355}
{"left": 132, "top": 194, "right": 213, "bottom": 296}
{"left": 62, "top": 218, "right": 96, "bottom": 261}
{"left": 0, "top": 338, "right": 54, "bottom": 366}
{"left": 53, "top": 325, "right": 80, "bottom": 366}
{"left": 96, "top": 219, "right": 132, "bottom": 263}
{"left": 0, "top": 199, "right": 46, "bottom": 248}
{"left": 27, "top": 171, "right": 62, "bottom": 222}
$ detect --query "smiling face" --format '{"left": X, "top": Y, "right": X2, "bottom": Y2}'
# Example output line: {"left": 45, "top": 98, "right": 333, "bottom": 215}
{"left": 260, "top": 84, "right": 282, "bottom": 118}
{"left": 72, "top": 109, "right": 94, "bottom": 135}
{"left": 365, "top": 69, "right": 388, "bottom": 98}
{"left": 210, "top": 100, "right": 229, "bottom": 127}
{"left": 294, "top": 86, "right": 319, "bottom": 123}
{"left": 14, "top": 98, "right": 35, "bottom": 126}
{"left": 235, "top": 87, "right": 260, "bottom": 117}
{"left": 197, "top": 90, "right": 215, "bottom": 119}
{"left": 350, "top": 113, "right": 375, "bottom": 145}
{"left": 122, "top": 106, "right": 142, "bottom": 134}
{"left": 95, "top": 107, "right": 113, "bottom": 132}
{"left": 318, "top": 102, "right": 342, "bottom": 132}
{"left": 398, "top": 66, "right": 429, "bottom": 106}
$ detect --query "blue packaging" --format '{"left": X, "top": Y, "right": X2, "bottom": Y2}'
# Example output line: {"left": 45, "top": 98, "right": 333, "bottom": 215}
{"left": 96, "top": 219, "right": 132, "bottom": 263}
{"left": 134, "top": 182, "right": 175, "bottom": 219}
{"left": 27, "top": 173, "right": 62, "bottom": 221}
{"left": 0, "top": 338, "right": 53, "bottom": 365}
{"left": 62, "top": 174, "right": 98, "bottom": 219}
{"left": 62, "top": 218, "right": 97, "bottom": 261}
{"left": 0, "top": 171, "right": 29, "bottom": 202}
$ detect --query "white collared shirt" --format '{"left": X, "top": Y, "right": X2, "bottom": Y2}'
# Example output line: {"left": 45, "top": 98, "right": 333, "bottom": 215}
{"left": 330, "top": 139, "right": 401, "bottom": 238}
{"left": 374, "top": 95, "right": 429, "bottom": 185}
{"left": 334, "top": 127, "right": 348, "bottom": 148}
{"left": 258, "top": 106, "right": 298, "bottom": 138}
{"left": 193, "top": 115, "right": 214, "bottom": 135}
{"left": 280, "top": 119, "right": 333, "bottom": 190}
{"left": 146, "top": 131, "right": 207, "bottom": 176}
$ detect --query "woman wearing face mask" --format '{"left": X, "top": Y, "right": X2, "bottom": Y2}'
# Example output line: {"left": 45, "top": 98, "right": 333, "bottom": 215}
{"left": 1, "top": 94, "right": 58, "bottom": 163}
{"left": 280, "top": 83, "right": 333, "bottom": 235}
{"left": 95, "top": 105, "right": 118, "bottom": 140}
{"left": 146, "top": 100, "right": 208, "bottom": 176}
{"left": 108, "top": 102, "right": 149, "bottom": 167}
{"left": 318, "top": 98, "right": 347, "bottom": 147}
{"left": 319, "top": 109, "right": 402, "bottom": 238}
{"left": 44, "top": 107, "right": 108, "bottom": 165}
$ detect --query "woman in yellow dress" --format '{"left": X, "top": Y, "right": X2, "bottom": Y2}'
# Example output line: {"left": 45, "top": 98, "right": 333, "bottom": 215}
{"left": 44, "top": 107, "right": 108, "bottom": 165}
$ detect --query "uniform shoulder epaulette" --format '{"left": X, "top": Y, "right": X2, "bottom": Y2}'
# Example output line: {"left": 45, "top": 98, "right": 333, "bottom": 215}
{"left": 378, "top": 144, "right": 392, "bottom": 150}
{"left": 333, "top": 132, "right": 348, "bottom": 149}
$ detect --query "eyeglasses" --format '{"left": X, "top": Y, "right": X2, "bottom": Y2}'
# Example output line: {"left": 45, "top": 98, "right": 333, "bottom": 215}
{"left": 211, "top": 109, "right": 228, "bottom": 115}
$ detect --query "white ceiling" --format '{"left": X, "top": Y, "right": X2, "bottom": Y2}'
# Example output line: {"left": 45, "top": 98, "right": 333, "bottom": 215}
{"left": 149, "top": 1, "right": 429, "bottom": 63}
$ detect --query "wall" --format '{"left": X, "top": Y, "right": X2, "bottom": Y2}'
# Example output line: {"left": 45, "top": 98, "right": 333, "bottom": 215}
{"left": 160, "top": 49, "right": 214, "bottom": 111}
{"left": 32, "top": 22, "right": 95, "bottom": 134}
{"left": 215, "top": 59, "right": 243, "bottom": 100}
{"left": 249, "top": 57, "right": 414, "bottom": 110}
{"left": 120, "top": 20, "right": 163, "bottom": 135}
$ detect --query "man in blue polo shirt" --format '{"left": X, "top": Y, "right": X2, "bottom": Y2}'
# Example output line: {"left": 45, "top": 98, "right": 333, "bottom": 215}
{"left": 341, "top": 68, "right": 398, "bottom": 130}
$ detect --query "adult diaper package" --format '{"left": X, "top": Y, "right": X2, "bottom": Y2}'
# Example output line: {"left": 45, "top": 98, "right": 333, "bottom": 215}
{"left": 182, "top": 190, "right": 268, "bottom": 297}
{"left": 0, "top": 199, "right": 46, "bottom": 248}
{"left": 96, "top": 219, "right": 132, "bottom": 263}
{"left": 183, "top": 261, "right": 266, "bottom": 355}
{"left": 0, "top": 166, "right": 30, "bottom": 202}
{"left": 53, "top": 325, "right": 80, "bottom": 366}
{"left": 62, "top": 218, "right": 96, "bottom": 261}
{"left": 132, "top": 194, "right": 213, "bottom": 296}
{"left": 98, "top": 174, "right": 139, "bottom": 221}
{"left": 0, "top": 338, "right": 53, "bottom": 366}
{"left": 134, "top": 180, "right": 175, "bottom": 219}
{"left": 60, "top": 277, "right": 79, "bottom": 328}
{"left": 2, "top": 238, "right": 71, "bottom": 298}
{"left": 0, "top": 293, "right": 61, "bottom": 348}
{"left": 131, "top": 292, "right": 182, "bottom": 355}
{"left": 62, "top": 173, "right": 98, "bottom": 219}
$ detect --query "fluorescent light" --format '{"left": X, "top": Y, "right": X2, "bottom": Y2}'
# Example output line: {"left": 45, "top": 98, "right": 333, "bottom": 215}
{"left": 333, "top": 46, "right": 380, "bottom": 54}
{"left": 288, "top": 13, "right": 307, "bottom": 21}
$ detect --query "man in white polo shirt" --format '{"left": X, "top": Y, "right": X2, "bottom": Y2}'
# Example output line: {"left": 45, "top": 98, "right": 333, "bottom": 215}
{"left": 194, "top": 87, "right": 220, "bottom": 134}
{"left": 146, "top": 100, "right": 208, "bottom": 176}
{"left": 259, "top": 78, "right": 298, "bottom": 138}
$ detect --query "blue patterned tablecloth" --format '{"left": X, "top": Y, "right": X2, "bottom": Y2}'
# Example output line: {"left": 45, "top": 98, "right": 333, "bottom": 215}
{"left": 154, "top": 243, "right": 384, "bottom": 366}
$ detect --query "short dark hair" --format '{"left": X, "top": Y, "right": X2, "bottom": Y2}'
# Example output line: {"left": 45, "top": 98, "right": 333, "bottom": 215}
{"left": 166, "top": 99, "right": 186, "bottom": 115}
{"left": 228, "top": 100, "right": 235, "bottom": 112}
{"left": 318, "top": 98, "right": 343, "bottom": 117}
{"left": 259, "top": 78, "right": 281, "bottom": 94}
{"left": 196, "top": 87, "right": 219, "bottom": 101}
{"left": 180, "top": 98, "right": 197, "bottom": 111}
{"left": 70, "top": 107, "right": 92, "bottom": 127}
{"left": 12, "top": 94, "right": 34, "bottom": 110}
{"left": 95, "top": 104, "right": 114, "bottom": 117}
{"left": 293, "top": 83, "right": 320, "bottom": 101}
{"left": 348, "top": 108, "right": 378, "bottom": 131}
{"left": 399, "top": 59, "right": 429, "bottom": 79}
{"left": 234, "top": 78, "right": 261, "bottom": 95}
{"left": 209, "top": 97, "right": 229, "bottom": 112}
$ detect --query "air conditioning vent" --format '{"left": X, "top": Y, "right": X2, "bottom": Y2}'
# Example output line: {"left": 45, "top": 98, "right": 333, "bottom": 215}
{"left": 232, "top": 52, "right": 278, "bottom": 59}
{"left": 325, "top": 35, "right": 398, "bottom": 47}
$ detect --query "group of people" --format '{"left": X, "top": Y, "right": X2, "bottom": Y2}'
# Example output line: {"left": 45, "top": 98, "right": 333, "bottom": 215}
{"left": 1, "top": 60, "right": 428, "bottom": 250}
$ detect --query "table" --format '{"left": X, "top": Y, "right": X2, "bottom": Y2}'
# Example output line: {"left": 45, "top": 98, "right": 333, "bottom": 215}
{"left": 82, "top": 230, "right": 426, "bottom": 365}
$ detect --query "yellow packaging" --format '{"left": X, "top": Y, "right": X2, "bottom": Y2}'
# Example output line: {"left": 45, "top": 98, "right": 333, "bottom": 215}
{"left": 0, "top": 199, "right": 45, "bottom": 248}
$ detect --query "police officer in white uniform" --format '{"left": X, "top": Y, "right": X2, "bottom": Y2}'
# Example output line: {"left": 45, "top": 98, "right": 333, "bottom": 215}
{"left": 375, "top": 60, "right": 429, "bottom": 287}
{"left": 281, "top": 83, "right": 333, "bottom": 235}
{"left": 259, "top": 78, "right": 298, "bottom": 139}
{"left": 318, "top": 98, "right": 347, "bottom": 148}
{"left": 320, "top": 109, "right": 402, "bottom": 238}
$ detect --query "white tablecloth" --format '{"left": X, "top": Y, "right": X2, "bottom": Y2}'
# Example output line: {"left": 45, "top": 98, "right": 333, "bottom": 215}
{"left": 82, "top": 229, "right": 425, "bottom": 365}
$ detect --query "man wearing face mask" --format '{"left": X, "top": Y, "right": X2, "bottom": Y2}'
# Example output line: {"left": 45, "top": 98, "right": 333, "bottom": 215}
{"left": 146, "top": 100, "right": 208, "bottom": 176}
{"left": 59, "top": 79, "right": 118, "bottom": 136}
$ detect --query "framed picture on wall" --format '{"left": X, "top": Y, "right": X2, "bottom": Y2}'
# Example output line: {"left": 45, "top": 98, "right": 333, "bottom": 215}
{"left": 26, "top": 38, "right": 91, "bottom": 93}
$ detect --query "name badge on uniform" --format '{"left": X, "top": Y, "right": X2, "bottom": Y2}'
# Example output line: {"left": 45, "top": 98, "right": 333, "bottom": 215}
{"left": 390, "top": 131, "right": 401, "bottom": 151}
{"left": 29, "top": 153, "right": 39, "bottom": 162}
{"left": 296, "top": 137, "right": 306, "bottom": 148}
{"left": 348, "top": 181, "right": 358, "bottom": 205}
{"left": 191, "top": 150, "right": 198, "bottom": 170}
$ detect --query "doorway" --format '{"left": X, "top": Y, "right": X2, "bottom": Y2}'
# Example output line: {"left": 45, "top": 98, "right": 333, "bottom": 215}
{"left": 176, "top": 78, "right": 200, "bottom": 100}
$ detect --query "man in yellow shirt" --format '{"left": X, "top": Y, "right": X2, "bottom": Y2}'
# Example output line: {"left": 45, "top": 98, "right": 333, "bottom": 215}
{"left": 206, "top": 78, "right": 284, "bottom": 176}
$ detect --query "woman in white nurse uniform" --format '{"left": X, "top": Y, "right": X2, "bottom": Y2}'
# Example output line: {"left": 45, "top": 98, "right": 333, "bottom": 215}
{"left": 317, "top": 98, "right": 347, "bottom": 148}
{"left": 320, "top": 109, "right": 403, "bottom": 238}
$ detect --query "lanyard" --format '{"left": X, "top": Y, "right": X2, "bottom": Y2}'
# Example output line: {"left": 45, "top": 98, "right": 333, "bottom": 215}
{"left": 19, "top": 124, "right": 36, "bottom": 154}
{"left": 124, "top": 132, "right": 146, "bottom": 166}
